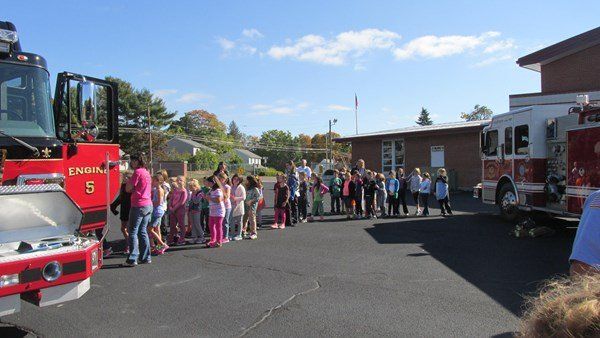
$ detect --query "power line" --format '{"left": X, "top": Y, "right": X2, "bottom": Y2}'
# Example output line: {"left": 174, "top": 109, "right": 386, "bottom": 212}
{"left": 118, "top": 127, "right": 329, "bottom": 153}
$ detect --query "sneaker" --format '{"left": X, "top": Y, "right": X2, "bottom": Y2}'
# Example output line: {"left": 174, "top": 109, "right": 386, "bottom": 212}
{"left": 140, "top": 259, "right": 152, "bottom": 264}
{"left": 233, "top": 236, "right": 243, "bottom": 241}
{"left": 123, "top": 246, "right": 130, "bottom": 255}
{"left": 249, "top": 233, "right": 258, "bottom": 240}
{"left": 270, "top": 224, "right": 279, "bottom": 229}
{"left": 194, "top": 238, "right": 204, "bottom": 244}
{"left": 102, "top": 247, "right": 113, "bottom": 258}
{"left": 279, "top": 224, "right": 285, "bottom": 229}
{"left": 151, "top": 248, "right": 160, "bottom": 256}
{"left": 177, "top": 239, "right": 186, "bottom": 246}
{"left": 158, "top": 245, "right": 169, "bottom": 255}
{"left": 122, "top": 260, "right": 137, "bottom": 267}
{"left": 222, "top": 238, "right": 230, "bottom": 244}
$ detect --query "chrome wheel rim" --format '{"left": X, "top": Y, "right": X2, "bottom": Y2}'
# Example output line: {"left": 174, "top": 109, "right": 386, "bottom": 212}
{"left": 501, "top": 191, "right": 517, "bottom": 214}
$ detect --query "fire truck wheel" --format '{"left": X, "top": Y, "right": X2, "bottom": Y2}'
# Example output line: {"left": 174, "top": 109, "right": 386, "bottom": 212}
{"left": 498, "top": 184, "right": 519, "bottom": 222}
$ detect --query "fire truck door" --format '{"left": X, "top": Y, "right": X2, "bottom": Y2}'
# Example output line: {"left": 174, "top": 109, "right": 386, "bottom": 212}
{"left": 53, "top": 73, "right": 120, "bottom": 231}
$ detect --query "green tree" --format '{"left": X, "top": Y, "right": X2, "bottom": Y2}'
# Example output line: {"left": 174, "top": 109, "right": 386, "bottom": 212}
{"left": 253, "top": 129, "right": 299, "bottom": 170}
{"left": 107, "top": 76, "right": 176, "bottom": 160}
{"left": 227, "top": 152, "right": 243, "bottom": 165}
{"left": 227, "top": 120, "right": 244, "bottom": 142}
{"left": 460, "top": 104, "right": 493, "bottom": 121}
{"left": 189, "top": 150, "right": 220, "bottom": 170}
{"left": 169, "top": 110, "right": 231, "bottom": 154}
{"left": 416, "top": 107, "right": 433, "bottom": 126}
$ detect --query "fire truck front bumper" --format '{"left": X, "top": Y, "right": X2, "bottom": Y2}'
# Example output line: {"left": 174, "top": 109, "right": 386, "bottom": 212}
{"left": 0, "top": 240, "right": 101, "bottom": 316}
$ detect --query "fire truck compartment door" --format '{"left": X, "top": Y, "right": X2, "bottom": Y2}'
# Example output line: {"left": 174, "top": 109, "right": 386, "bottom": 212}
{"left": 0, "top": 184, "right": 83, "bottom": 244}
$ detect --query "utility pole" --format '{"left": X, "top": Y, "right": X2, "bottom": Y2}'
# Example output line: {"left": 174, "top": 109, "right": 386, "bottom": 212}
{"left": 147, "top": 104, "right": 153, "bottom": 174}
{"left": 328, "top": 118, "right": 337, "bottom": 168}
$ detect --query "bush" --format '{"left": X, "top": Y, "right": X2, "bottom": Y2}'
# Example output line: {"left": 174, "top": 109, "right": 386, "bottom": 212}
{"left": 189, "top": 151, "right": 220, "bottom": 170}
{"left": 256, "top": 166, "right": 278, "bottom": 177}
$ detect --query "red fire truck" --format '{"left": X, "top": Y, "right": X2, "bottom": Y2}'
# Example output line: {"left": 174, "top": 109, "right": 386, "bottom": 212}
{"left": 477, "top": 94, "right": 600, "bottom": 221}
{"left": 0, "top": 21, "right": 120, "bottom": 315}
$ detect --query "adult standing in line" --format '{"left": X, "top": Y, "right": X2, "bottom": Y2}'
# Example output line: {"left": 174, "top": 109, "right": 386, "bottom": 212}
{"left": 214, "top": 161, "right": 229, "bottom": 177}
{"left": 569, "top": 189, "right": 600, "bottom": 276}
{"left": 296, "top": 159, "right": 312, "bottom": 179}
{"left": 395, "top": 167, "right": 409, "bottom": 216}
{"left": 352, "top": 159, "right": 367, "bottom": 213}
{"left": 354, "top": 159, "right": 367, "bottom": 178}
{"left": 296, "top": 159, "right": 312, "bottom": 214}
{"left": 285, "top": 160, "right": 299, "bottom": 226}
{"left": 124, "top": 154, "right": 153, "bottom": 267}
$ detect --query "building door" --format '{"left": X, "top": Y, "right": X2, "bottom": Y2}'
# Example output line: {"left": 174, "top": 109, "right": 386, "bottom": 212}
{"left": 382, "top": 139, "right": 405, "bottom": 174}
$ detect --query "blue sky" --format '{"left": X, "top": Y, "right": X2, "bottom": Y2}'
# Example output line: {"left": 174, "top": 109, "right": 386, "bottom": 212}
{"left": 5, "top": 1, "right": 600, "bottom": 137}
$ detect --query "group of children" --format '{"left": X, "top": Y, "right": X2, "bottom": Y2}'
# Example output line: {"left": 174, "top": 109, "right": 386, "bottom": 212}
{"left": 110, "top": 160, "right": 455, "bottom": 257}
{"left": 330, "top": 164, "right": 454, "bottom": 220}
{"left": 111, "top": 169, "right": 266, "bottom": 256}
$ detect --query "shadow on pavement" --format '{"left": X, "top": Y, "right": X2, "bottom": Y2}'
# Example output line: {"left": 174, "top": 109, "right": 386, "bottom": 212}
{"left": 365, "top": 213, "right": 576, "bottom": 316}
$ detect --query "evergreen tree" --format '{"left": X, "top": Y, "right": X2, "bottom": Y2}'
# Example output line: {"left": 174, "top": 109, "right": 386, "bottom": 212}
{"left": 227, "top": 120, "right": 244, "bottom": 141}
{"left": 416, "top": 107, "right": 433, "bottom": 126}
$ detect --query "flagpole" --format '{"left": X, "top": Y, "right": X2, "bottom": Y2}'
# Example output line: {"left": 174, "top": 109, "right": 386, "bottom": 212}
{"left": 354, "top": 93, "right": 358, "bottom": 135}
{"left": 355, "top": 105, "right": 358, "bottom": 135}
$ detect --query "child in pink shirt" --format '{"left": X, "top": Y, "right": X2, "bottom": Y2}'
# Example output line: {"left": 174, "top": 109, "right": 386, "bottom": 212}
{"left": 207, "top": 176, "right": 226, "bottom": 248}
{"left": 168, "top": 176, "right": 188, "bottom": 246}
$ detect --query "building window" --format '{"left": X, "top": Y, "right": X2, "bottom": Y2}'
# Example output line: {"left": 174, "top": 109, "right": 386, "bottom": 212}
{"left": 505, "top": 127, "right": 512, "bottom": 155}
{"left": 382, "top": 139, "right": 405, "bottom": 173}
{"left": 515, "top": 125, "right": 529, "bottom": 155}
{"left": 431, "top": 146, "right": 444, "bottom": 167}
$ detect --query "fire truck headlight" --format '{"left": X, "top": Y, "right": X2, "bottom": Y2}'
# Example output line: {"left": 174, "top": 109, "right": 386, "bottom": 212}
{"left": 42, "top": 261, "right": 62, "bottom": 282}
{"left": 91, "top": 250, "right": 99, "bottom": 271}
{"left": 0, "top": 274, "right": 19, "bottom": 288}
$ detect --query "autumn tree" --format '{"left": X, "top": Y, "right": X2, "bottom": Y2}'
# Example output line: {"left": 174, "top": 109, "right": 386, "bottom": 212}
{"left": 416, "top": 107, "right": 433, "bottom": 126}
{"left": 460, "top": 104, "right": 493, "bottom": 121}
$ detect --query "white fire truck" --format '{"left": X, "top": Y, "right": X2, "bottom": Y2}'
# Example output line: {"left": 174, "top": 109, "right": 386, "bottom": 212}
{"left": 477, "top": 93, "right": 600, "bottom": 221}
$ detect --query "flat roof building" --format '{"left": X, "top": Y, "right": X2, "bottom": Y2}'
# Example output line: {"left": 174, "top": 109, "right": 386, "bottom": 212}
{"left": 335, "top": 120, "right": 489, "bottom": 190}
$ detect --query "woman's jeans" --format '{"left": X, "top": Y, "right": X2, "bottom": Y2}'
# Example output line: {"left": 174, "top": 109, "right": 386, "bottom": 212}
{"left": 127, "top": 205, "right": 153, "bottom": 263}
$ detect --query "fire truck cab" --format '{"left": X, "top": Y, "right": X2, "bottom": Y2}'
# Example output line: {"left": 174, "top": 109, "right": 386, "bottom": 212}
{"left": 479, "top": 96, "right": 600, "bottom": 221}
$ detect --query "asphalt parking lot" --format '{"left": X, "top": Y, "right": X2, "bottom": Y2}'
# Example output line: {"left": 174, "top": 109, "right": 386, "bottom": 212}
{"left": 0, "top": 186, "right": 578, "bottom": 337}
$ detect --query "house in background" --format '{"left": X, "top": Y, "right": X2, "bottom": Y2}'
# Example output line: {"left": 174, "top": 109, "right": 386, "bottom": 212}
{"left": 233, "top": 148, "right": 263, "bottom": 167}
{"left": 166, "top": 137, "right": 216, "bottom": 156}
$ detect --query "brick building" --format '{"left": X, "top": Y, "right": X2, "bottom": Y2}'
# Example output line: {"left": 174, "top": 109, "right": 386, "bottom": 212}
{"left": 511, "top": 26, "right": 600, "bottom": 109}
{"left": 335, "top": 121, "right": 488, "bottom": 190}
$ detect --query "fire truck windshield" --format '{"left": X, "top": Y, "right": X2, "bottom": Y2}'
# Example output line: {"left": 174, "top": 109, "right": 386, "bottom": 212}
{"left": 0, "top": 63, "right": 55, "bottom": 138}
